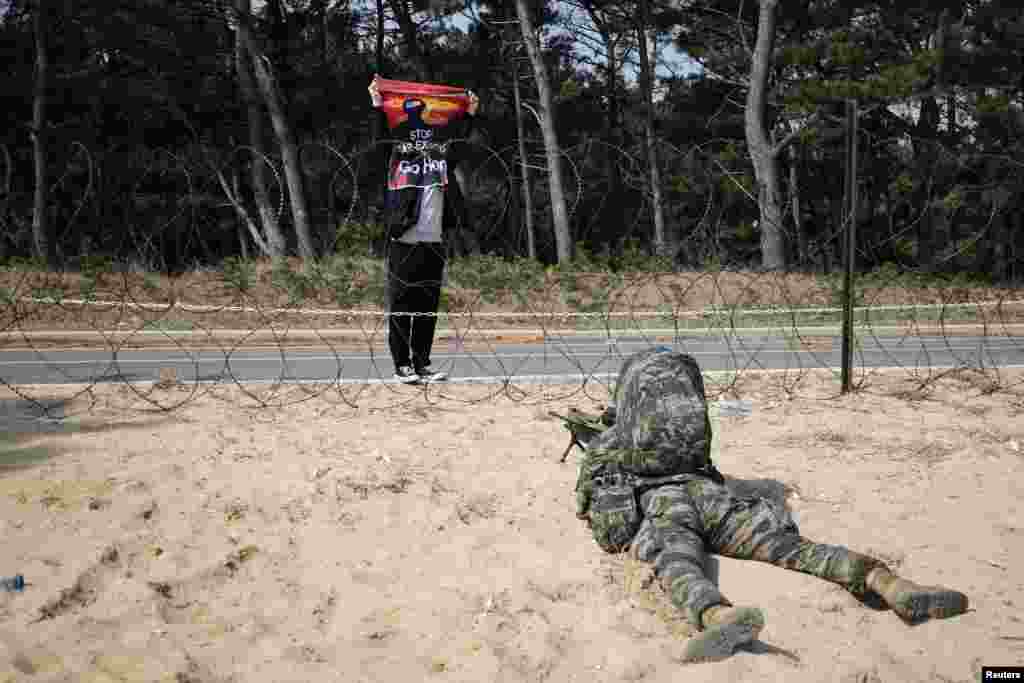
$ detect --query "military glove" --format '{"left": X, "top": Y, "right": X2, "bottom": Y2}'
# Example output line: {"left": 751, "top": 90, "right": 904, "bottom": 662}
{"left": 574, "top": 448, "right": 620, "bottom": 519}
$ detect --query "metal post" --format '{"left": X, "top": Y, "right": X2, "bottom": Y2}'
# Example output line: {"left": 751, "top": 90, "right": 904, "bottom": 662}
{"left": 840, "top": 99, "right": 859, "bottom": 393}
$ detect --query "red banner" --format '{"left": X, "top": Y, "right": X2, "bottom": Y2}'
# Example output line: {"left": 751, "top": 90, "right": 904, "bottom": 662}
{"left": 375, "top": 77, "right": 471, "bottom": 129}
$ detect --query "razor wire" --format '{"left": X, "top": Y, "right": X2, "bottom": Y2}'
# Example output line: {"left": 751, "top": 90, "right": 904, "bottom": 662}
{"left": 1, "top": 132, "right": 1024, "bottom": 422}
{"left": 2, "top": 267, "right": 1024, "bottom": 421}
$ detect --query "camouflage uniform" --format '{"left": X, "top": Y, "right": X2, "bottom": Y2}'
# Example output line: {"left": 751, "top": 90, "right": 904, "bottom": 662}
{"left": 575, "top": 349, "right": 887, "bottom": 629}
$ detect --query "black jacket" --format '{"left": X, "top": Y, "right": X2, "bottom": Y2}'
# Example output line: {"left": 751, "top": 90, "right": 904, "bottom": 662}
{"left": 380, "top": 109, "right": 475, "bottom": 242}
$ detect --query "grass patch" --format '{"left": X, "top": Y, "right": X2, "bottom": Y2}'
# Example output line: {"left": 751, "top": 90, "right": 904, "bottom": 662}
{"left": 1, "top": 256, "right": 48, "bottom": 271}
{"left": 307, "top": 255, "right": 386, "bottom": 307}
{"left": 141, "top": 272, "right": 161, "bottom": 293}
{"left": 141, "top": 319, "right": 195, "bottom": 332}
{"left": 30, "top": 286, "right": 65, "bottom": 303}
{"left": 222, "top": 256, "right": 257, "bottom": 293}
{"left": 445, "top": 254, "right": 546, "bottom": 306}
{"left": 221, "top": 254, "right": 386, "bottom": 308}
{"left": 78, "top": 255, "right": 115, "bottom": 302}
{"left": 0, "top": 433, "right": 58, "bottom": 470}
{"left": 270, "top": 259, "right": 314, "bottom": 306}
{"left": 5, "top": 251, "right": 1020, "bottom": 334}
{"left": 698, "top": 302, "right": 988, "bottom": 331}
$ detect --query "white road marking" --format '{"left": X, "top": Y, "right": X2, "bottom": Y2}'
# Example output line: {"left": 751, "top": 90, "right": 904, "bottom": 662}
{"left": 64, "top": 363, "right": 1024, "bottom": 387}
{"left": 1, "top": 341, "right": 1020, "bottom": 367}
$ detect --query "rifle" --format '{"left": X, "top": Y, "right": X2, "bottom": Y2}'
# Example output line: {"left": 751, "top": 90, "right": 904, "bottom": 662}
{"left": 549, "top": 406, "right": 616, "bottom": 462}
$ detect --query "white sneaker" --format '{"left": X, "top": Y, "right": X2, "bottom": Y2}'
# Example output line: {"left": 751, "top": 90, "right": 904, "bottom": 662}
{"left": 415, "top": 365, "right": 448, "bottom": 383}
{"left": 393, "top": 366, "right": 420, "bottom": 384}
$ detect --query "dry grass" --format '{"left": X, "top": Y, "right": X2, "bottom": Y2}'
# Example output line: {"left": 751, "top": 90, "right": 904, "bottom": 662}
{"left": 4, "top": 261, "right": 1024, "bottom": 333}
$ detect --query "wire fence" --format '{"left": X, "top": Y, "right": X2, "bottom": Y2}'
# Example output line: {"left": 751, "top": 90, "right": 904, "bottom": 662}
{"left": 2, "top": 264, "right": 1024, "bottom": 422}
{"left": 2, "top": 124, "right": 1024, "bottom": 421}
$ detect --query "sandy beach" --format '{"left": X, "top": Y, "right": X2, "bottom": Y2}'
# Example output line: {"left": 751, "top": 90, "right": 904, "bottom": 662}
{"left": 1, "top": 368, "right": 1022, "bottom": 682}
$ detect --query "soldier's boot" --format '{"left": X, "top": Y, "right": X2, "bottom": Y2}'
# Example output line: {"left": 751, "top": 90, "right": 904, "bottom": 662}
{"left": 681, "top": 604, "right": 765, "bottom": 662}
{"left": 866, "top": 567, "right": 969, "bottom": 623}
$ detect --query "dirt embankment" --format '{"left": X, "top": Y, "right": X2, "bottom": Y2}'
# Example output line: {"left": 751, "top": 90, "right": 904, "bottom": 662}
{"left": 3, "top": 263, "right": 1022, "bottom": 335}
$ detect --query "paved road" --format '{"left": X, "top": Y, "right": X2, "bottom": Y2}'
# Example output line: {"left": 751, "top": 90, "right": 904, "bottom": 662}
{"left": 2, "top": 332, "right": 1022, "bottom": 386}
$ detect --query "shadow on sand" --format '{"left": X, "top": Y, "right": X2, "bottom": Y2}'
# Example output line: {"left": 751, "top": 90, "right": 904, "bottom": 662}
{"left": 0, "top": 398, "right": 177, "bottom": 475}
{"left": 0, "top": 398, "right": 72, "bottom": 474}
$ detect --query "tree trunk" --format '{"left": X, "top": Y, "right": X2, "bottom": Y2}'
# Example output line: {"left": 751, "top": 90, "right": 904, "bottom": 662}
{"left": 973, "top": 212, "right": 992, "bottom": 277}
{"left": 31, "top": 0, "right": 54, "bottom": 267}
{"left": 375, "top": 0, "right": 385, "bottom": 72}
{"left": 914, "top": 10, "right": 950, "bottom": 270}
{"left": 514, "top": 0, "right": 572, "bottom": 263}
{"left": 788, "top": 145, "right": 803, "bottom": 266}
{"left": 580, "top": 0, "right": 624, "bottom": 247}
{"left": 317, "top": 0, "right": 335, "bottom": 134}
{"left": 946, "top": 94, "right": 957, "bottom": 138}
{"left": 990, "top": 209, "right": 1011, "bottom": 282}
{"left": 234, "top": 1, "right": 315, "bottom": 260}
{"left": 824, "top": 195, "right": 844, "bottom": 274}
{"left": 234, "top": 172, "right": 250, "bottom": 260}
{"left": 511, "top": 58, "right": 536, "bottom": 259}
{"left": 1014, "top": 208, "right": 1024, "bottom": 282}
{"left": 746, "top": 0, "right": 786, "bottom": 270}
{"left": 636, "top": 3, "right": 666, "bottom": 255}
{"left": 266, "top": 0, "right": 289, "bottom": 78}
{"left": 248, "top": 51, "right": 317, "bottom": 261}
{"left": 371, "top": 0, "right": 386, "bottom": 147}
{"left": 235, "top": 0, "right": 286, "bottom": 259}
{"left": 0, "top": 144, "right": 11, "bottom": 262}
{"left": 603, "top": 39, "right": 624, "bottom": 245}
{"left": 914, "top": 104, "right": 939, "bottom": 270}
{"left": 388, "top": 0, "right": 430, "bottom": 80}
{"left": 931, "top": 197, "right": 950, "bottom": 271}
{"left": 318, "top": 0, "right": 330, "bottom": 67}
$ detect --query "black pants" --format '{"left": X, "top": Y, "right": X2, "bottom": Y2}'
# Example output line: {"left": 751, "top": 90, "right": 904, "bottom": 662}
{"left": 386, "top": 240, "right": 445, "bottom": 370}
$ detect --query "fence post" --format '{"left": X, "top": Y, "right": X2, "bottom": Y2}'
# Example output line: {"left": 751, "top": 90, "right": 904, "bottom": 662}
{"left": 841, "top": 99, "right": 858, "bottom": 394}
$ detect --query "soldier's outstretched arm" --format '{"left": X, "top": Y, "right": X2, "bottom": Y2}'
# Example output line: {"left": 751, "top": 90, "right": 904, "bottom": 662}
{"left": 550, "top": 407, "right": 613, "bottom": 462}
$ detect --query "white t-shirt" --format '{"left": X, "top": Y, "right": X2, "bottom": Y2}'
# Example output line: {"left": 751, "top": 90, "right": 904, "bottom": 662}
{"left": 397, "top": 185, "right": 444, "bottom": 244}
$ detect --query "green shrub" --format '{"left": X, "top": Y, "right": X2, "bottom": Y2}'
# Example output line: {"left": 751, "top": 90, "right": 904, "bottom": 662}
{"left": 142, "top": 319, "right": 194, "bottom": 332}
{"left": 446, "top": 254, "right": 546, "bottom": 305}
{"left": 819, "top": 262, "right": 994, "bottom": 308}
{"left": 334, "top": 222, "right": 384, "bottom": 258}
{"left": 569, "top": 241, "right": 611, "bottom": 272}
{"left": 734, "top": 221, "right": 757, "bottom": 244}
{"left": 303, "top": 254, "right": 386, "bottom": 308}
{"left": 568, "top": 239, "right": 673, "bottom": 275}
{"left": 79, "top": 255, "right": 113, "bottom": 280}
{"left": 79, "top": 279, "right": 97, "bottom": 302}
{"left": 615, "top": 238, "right": 674, "bottom": 273}
{"left": 142, "top": 273, "right": 160, "bottom": 293}
{"left": 557, "top": 269, "right": 583, "bottom": 310}
{"left": 222, "top": 257, "right": 256, "bottom": 293}
{"left": 270, "top": 260, "right": 312, "bottom": 306}
{"left": 31, "top": 286, "right": 65, "bottom": 303}
{"left": 2, "top": 256, "right": 47, "bottom": 272}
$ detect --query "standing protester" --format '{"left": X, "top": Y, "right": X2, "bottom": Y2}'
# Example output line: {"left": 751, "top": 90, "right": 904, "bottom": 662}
{"left": 565, "top": 348, "right": 969, "bottom": 662}
{"left": 369, "top": 76, "right": 479, "bottom": 384}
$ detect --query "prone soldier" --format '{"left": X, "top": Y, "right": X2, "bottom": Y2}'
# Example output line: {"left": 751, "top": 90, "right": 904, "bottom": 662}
{"left": 559, "top": 348, "right": 969, "bottom": 661}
